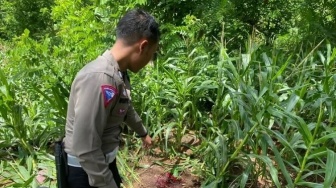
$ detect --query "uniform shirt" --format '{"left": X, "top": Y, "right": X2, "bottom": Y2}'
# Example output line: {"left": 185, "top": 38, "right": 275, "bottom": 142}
{"left": 64, "top": 50, "right": 147, "bottom": 188}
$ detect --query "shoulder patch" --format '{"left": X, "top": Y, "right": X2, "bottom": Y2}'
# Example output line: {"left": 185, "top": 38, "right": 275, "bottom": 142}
{"left": 101, "top": 85, "right": 118, "bottom": 107}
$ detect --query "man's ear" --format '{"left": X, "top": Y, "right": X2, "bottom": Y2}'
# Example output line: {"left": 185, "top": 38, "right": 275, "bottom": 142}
{"left": 139, "top": 40, "right": 149, "bottom": 53}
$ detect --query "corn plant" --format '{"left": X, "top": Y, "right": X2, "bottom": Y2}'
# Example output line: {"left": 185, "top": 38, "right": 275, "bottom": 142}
{"left": 131, "top": 60, "right": 169, "bottom": 136}
{"left": 132, "top": 48, "right": 210, "bottom": 152}
{"left": 0, "top": 69, "right": 35, "bottom": 156}
{"left": 0, "top": 156, "right": 37, "bottom": 187}
{"left": 0, "top": 151, "right": 58, "bottom": 188}
{"left": 200, "top": 37, "right": 336, "bottom": 187}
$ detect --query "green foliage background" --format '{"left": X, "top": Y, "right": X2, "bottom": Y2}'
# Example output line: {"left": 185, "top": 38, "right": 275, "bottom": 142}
{"left": 0, "top": 0, "right": 336, "bottom": 187}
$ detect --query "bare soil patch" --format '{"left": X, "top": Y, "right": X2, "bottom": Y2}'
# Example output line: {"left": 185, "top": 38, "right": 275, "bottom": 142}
{"left": 125, "top": 155, "right": 201, "bottom": 188}
{"left": 124, "top": 131, "right": 202, "bottom": 188}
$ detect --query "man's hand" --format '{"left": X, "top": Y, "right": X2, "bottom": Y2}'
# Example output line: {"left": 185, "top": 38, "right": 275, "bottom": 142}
{"left": 141, "top": 135, "right": 152, "bottom": 148}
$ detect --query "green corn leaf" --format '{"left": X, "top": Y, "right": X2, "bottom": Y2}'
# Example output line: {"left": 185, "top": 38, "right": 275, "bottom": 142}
{"left": 219, "top": 134, "right": 227, "bottom": 167}
{"left": 195, "top": 80, "right": 217, "bottom": 92}
{"left": 326, "top": 44, "right": 331, "bottom": 66}
{"left": 305, "top": 161, "right": 324, "bottom": 169}
{"left": 51, "top": 86, "right": 67, "bottom": 111}
{"left": 202, "top": 180, "right": 222, "bottom": 188}
{"left": 262, "top": 53, "right": 273, "bottom": 76}
{"left": 292, "top": 114, "right": 313, "bottom": 145}
{"left": 266, "top": 129, "right": 300, "bottom": 161}
{"left": 0, "top": 68, "right": 9, "bottom": 88}
{"left": 296, "top": 182, "right": 323, "bottom": 188}
{"left": 315, "top": 132, "right": 336, "bottom": 145}
{"left": 240, "top": 163, "right": 252, "bottom": 188}
{"left": 286, "top": 94, "right": 300, "bottom": 112}
{"left": 318, "top": 51, "right": 326, "bottom": 65}
{"left": 133, "top": 0, "right": 147, "bottom": 5}
{"left": 257, "top": 87, "right": 268, "bottom": 101}
{"left": 307, "top": 147, "right": 327, "bottom": 160}
{"left": 157, "top": 96, "right": 179, "bottom": 104}
{"left": 21, "top": 174, "right": 35, "bottom": 187}
{"left": 12, "top": 183, "right": 25, "bottom": 187}
{"left": 267, "top": 106, "right": 285, "bottom": 119}
{"left": 224, "top": 61, "right": 239, "bottom": 80}
{"left": 164, "top": 123, "right": 174, "bottom": 150}
{"left": 17, "top": 166, "right": 30, "bottom": 180}
{"left": 324, "top": 149, "right": 336, "bottom": 188}
{"left": 182, "top": 101, "right": 193, "bottom": 110}
{"left": 262, "top": 134, "right": 294, "bottom": 187}
{"left": 241, "top": 53, "right": 251, "bottom": 70}
{"left": 272, "top": 56, "right": 291, "bottom": 81}
{"left": 26, "top": 156, "right": 33, "bottom": 174}
{"left": 207, "top": 142, "right": 222, "bottom": 171}
{"left": 301, "top": 169, "right": 325, "bottom": 180}
{"left": 31, "top": 85, "right": 57, "bottom": 108}
{"left": 150, "top": 125, "right": 167, "bottom": 140}
{"left": 192, "top": 55, "right": 208, "bottom": 63}
{"left": 99, "top": 0, "right": 110, "bottom": 5}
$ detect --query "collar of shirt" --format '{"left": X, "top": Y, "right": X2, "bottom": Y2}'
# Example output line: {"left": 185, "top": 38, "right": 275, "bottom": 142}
{"left": 102, "top": 50, "right": 130, "bottom": 82}
{"left": 102, "top": 50, "right": 120, "bottom": 73}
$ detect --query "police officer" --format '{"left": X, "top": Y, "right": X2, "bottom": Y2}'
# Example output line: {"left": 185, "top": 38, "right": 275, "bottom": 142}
{"left": 63, "top": 9, "right": 160, "bottom": 188}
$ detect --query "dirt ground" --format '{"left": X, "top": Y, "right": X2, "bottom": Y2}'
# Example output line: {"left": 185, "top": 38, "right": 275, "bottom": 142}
{"left": 125, "top": 156, "right": 201, "bottom": 188}
{"left": 125, "top": 131, "right": 202, "bottom": 188}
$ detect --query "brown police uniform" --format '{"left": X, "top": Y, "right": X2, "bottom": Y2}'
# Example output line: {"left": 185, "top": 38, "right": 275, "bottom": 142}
{"left": 63, "top": 50, "right": 147, "bottom": 188}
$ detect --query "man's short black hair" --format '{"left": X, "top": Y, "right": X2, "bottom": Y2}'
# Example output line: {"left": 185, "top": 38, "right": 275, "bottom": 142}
{"left": 116, "top": 9, "right": 160, "bottom": 45}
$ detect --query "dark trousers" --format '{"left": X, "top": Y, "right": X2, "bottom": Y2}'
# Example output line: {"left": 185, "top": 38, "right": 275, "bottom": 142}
{"left": 67, "top": 159, "right": 122, "bottom": 188}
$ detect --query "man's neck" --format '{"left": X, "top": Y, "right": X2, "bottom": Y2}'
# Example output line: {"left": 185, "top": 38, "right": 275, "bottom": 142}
{"left": 110, "top": 40, "right": 133, "bottom": 71}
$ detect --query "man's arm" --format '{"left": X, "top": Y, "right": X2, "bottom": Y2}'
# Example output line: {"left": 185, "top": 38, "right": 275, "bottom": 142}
{"left": 123, "top": 71, "right": 151, "bottom": 145}
{"left": 124, "top": 104, "right": 152, "bottom": 147}
{"left": 124, "top": 103, "right": 148, "bottom": 137}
